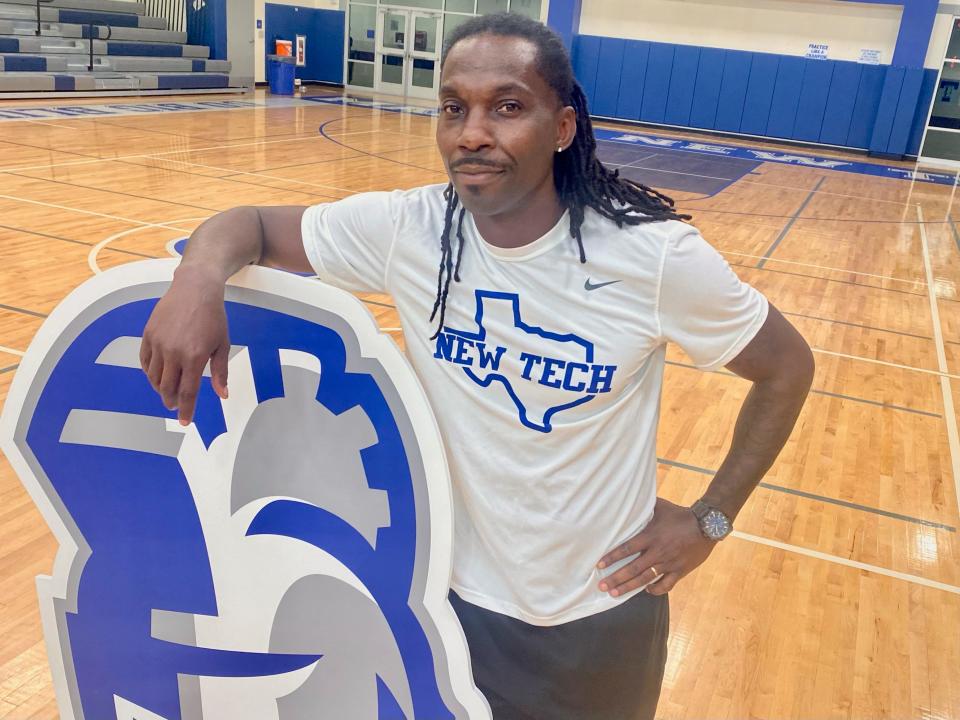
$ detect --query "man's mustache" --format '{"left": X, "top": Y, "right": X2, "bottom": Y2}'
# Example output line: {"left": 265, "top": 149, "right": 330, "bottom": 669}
{"left": 450, "top": 157, "right": 505, "bottom": 171}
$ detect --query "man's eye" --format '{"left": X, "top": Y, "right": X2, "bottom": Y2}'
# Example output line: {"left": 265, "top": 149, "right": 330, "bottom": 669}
{"left": 498, "top": 102, "right": 521, "bottom": 113}
{"left": 441, "top": 103, "right": 463, "bottom": 115}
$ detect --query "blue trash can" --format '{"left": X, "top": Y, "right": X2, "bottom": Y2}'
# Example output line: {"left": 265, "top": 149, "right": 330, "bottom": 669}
{"left": 267, "top": 54, "right": 296, "bottom": 95}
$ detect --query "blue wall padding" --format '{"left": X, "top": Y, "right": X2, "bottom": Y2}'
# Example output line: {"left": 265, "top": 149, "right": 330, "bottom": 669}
{"left": 714, "top": 49, "right": 751, "bottom": 133}
{"left": 639, "top": 43, "right": 673, "bottom": 123}
{"left": 264, "top": 4, "right": 344, "bottom": 83}
{"left": 766, "top": 56, "right": 805, "bottom": 138}
{"left": 689, "top": 47, "right": 725, "bottom": 129}
{"left": 887, "top": 68, "right": 924, "bottom": 155}
{"left": 819, "top": 61, "right": 862, "bottom": 146}
{"left": 664, "top": 44, "right": 700, "bottom": 126}
{"left": 572, "top": 33, "right": 937, "bottom": 156}
{"left": 793, "top": 60, "right": 833, "bottom": 142}
{"left": 593, "top": 37, "right": 625, "bottom": 117}
{"left": 869, "top": 66, "right": 905, "bottom": 153}
{"left": 739, "top": 53, "right": 778, "bottom": 135}
{"left": 615, "top": 40, "right": 649, "bottom": 120}
{"left": 572, "top": 34, "right": 600, "bottom": 105}
{"left": 906, "top": 69, "right": 938, "bottom": 155}
{"left": 846, "top": 65, "right": 886, "bottom": 148}
{"left": 0, "top": 38, "right": 19, "bottom": 52}
{"left": 187, "top": 0, "right": 226, "bottom": 59}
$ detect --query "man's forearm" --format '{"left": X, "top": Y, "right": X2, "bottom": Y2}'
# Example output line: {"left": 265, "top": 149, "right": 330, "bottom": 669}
{"left": 701, "top": 367, "right": 812, "bottom": 521}
{"left": 176, "top": 206, "right": 265, "bottom": 285}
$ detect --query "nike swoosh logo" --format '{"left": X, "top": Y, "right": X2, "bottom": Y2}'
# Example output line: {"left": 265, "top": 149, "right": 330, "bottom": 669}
{"left": 584, "top": 278, "right": 622, "bottom": 292}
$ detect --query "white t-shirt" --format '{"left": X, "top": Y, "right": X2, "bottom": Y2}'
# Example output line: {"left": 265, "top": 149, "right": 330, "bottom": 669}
{"left": 302, "top": 183, "right": 768, "bottom": 625}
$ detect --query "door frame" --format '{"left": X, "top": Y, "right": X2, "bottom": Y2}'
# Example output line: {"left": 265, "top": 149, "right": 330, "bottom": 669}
{"left": 373, "top": 5, "right": 443, "bottom": 100}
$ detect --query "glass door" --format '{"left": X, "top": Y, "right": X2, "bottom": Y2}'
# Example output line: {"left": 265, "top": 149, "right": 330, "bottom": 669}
{"left": 407, "top": 11, "right": 442, "bottom": 100}
{"left": 375, "top": 7, "right": 442, "bottom": 100}
{"left": 375, "top": 8, "right": 408, "bottom": 95}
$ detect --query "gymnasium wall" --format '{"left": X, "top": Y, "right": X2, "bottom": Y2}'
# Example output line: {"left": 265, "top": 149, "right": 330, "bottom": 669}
{"left": 579, "top": 0, "right": 903, "bottom": 65}
{"left": 261, "top": 2, "right": 345, "bottom": 84}
{"left": 570, "top": 0, "right": 942, "bottom": 157}
{"left": 256, "top": 0, "right": 343, "bottom": 83}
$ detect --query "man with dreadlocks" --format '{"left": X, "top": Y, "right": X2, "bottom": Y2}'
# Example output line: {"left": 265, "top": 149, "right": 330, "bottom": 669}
{"left": 141, "top": 12, "right": 813, "bottom": 720}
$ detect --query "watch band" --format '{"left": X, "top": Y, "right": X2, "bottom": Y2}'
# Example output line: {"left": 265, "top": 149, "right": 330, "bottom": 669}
{"left": 691, "top": 499, "right": 711, "bottom": 521}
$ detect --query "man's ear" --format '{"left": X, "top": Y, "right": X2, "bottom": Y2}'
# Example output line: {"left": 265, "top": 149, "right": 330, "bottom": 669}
{"left": 556, "top": 105, "right": 577, "bottom": 152}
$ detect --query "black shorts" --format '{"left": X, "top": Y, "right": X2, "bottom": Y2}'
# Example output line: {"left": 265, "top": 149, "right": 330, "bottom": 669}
{"left": 449, "top": 590, "right": 669, "bottom": 720}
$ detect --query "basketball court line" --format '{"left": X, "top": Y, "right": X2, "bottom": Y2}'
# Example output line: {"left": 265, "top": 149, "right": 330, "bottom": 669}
{"left": 5, "top": 169, "right": 223, "bottom": 215}
{"left": 114, "top": 157, "right": 341, "bottom": 202}
{"left": 155, "top": 156, "right": 362, "bottom": 197}
{"left": 664, "top": 360, "right": 942, "bottom": 417}
{"left": 658, "top": 459, "right": 960, "bottom": 595}
{"left": 950, "top": 216, "right": 960, "bottom": 253}
{"left": 757, "top": 177, "right": 826, "bottom": 267}
{"left": 658, "top": 457, "right": 956, "bottom": 531}
{"left": 216, "top": 142, "right": 438, "bottom": 179}
{"left": 0, "top": 302, "right": 46, "bottom": 319}
{"left": 781, "top": 310, "right": 932, "bottom": 341}
{"left": 733, "top": 531, "right": 960, "bottom": 595}
{"left": 917, "top": 204, "right": 960, "bottom": 518}
{"left": 0, "top": 345, "right": 24, "bottom": 357}
{"left": 721, "top": 250, "right": 927, "bottom": 287}
{"left": 0, "top": 364, "right": 18, "bottom": 374}
{"left": 729, "top": 261, "right": 935, "bottom": 301}
{"left": 88, "top": 217, "right": 208, "bottom": 274}
{"left": 812, "top": 347, "right": 960, "bottom": 379}
{"left": 0, "top": 192, "right": 197, "bottom": 234}
{"left": 0, "top": 124, "right": 337, "bottom": 174}
{"left": 92, "top": 119, "right": 318, "bottom": 145}
{"left": 0, "top": 222, "right": 156, "bottom": 259}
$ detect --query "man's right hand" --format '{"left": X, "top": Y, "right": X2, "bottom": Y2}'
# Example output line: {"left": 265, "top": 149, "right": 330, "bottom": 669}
{"left": 140, "top": 265, "right": 232, "bottom": 426}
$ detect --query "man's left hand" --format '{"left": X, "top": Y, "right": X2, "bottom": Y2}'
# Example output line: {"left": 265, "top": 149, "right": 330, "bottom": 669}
{"left": 597, "top": 498, "right": 718, "bottom": 597}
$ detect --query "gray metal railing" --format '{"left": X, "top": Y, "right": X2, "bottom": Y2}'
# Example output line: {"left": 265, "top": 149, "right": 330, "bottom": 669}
{"left": 87, "top": 23, "right": 111, "bottom": 71}
{"left": 35, "top": 0, "right": 55, "bottom": 36}
{"left": 144, "top": 0, "right": 186, "bottom": 33}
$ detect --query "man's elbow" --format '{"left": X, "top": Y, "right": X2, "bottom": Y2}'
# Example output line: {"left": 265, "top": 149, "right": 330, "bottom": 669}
{"left": 785, "top": 340, "right": 815, "bottom": 399}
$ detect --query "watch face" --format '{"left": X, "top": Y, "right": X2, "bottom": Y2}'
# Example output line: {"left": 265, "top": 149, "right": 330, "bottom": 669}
{"left": 703, "top": 510, "right": 731, "bottom": 539}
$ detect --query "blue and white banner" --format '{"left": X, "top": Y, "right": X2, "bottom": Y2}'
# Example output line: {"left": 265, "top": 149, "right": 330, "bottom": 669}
{"left": 593, "top": 128, "right": 958, "bottom": 186}
{"left": 0, "top": 98, "right": 301, "bottom": 121}
{"left": 0, "top": 261, "right": 490, "bottom": 720}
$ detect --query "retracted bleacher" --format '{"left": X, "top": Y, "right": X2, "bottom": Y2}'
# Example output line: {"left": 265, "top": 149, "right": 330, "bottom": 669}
{"left": 0, "top": 0, "right": 242, "bottom": 94}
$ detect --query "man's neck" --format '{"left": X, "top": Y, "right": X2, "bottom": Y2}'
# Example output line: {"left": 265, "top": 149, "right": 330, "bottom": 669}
{"left": 473, "top": 182, "right": 565, "bottom": 250}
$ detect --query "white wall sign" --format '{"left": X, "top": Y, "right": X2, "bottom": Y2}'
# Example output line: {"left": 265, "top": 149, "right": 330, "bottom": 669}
{"left": 296, "top": 34, "right": 306, "bottom": 67}
{"left": 858, "top": 48, "right": 882, "bottom": 65}
{"left": 805, "top": 42, "right": 829, "bottom": 60}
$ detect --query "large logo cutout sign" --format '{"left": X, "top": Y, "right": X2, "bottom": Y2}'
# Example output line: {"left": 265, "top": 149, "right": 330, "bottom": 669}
{"left": 0, "top": 260, "right": 490, "bottom": 720}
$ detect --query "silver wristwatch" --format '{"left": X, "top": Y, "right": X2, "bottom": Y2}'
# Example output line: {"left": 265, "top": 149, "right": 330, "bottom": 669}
{"left": 691, "top": 500, "right": 732, "bottom": 541}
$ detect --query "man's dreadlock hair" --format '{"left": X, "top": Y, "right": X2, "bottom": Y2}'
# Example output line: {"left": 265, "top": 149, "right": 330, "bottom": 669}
{"left": 430, "top": 12, "right": 691, "bottom": 338}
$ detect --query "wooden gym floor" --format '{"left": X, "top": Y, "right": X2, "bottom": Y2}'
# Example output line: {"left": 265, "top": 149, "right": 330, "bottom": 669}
{"left": 0, "top": 88, "right": 958, "bottom": 719}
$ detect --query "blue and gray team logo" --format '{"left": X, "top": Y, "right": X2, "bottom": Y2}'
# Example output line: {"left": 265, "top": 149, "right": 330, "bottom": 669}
{"left": 0, "top": 261, "right": 489, "bottom": 720}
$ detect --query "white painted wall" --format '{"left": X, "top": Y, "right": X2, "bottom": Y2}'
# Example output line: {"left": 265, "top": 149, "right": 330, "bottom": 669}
{"left": 254, "top": 0, "right": 341, "bottom": 82}
{"left": 578, "top": 0, "right": 902, "bottom": 65}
